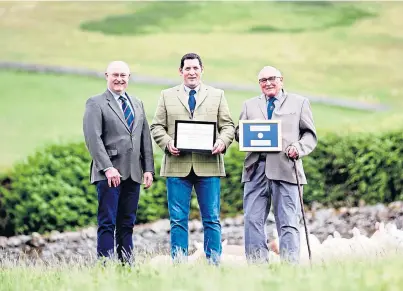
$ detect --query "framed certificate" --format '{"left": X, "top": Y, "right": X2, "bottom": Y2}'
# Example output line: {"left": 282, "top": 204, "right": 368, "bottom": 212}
{"left": 238, "top": 120, "right": 282, "bottom": 152}
{"left": 174, "top": 120, "right": 217, "bottom": 154}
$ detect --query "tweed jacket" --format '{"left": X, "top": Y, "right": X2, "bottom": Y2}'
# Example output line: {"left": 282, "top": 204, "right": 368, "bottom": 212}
{"left": 150, "top": 83, "right": 235, "bottom": 177}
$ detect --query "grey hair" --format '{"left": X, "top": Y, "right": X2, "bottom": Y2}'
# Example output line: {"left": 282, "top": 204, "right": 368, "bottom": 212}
{"left": 257, "top": 66, "right": 282, "bottom": 80}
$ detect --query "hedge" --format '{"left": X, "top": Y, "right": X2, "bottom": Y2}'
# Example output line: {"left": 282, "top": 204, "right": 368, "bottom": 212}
{"left": 0, "top": 131, "right": 402, "bottom": 236}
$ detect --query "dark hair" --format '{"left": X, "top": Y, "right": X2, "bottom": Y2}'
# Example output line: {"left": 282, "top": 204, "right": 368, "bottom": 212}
{"left": 180, "top": 53, "right": 203, "bottom": 69}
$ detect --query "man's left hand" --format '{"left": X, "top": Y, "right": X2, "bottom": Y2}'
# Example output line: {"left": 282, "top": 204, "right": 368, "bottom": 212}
{"left": 143, "top": 172, "right": 153, "bottom": 189}
{"left": 212, "top": 139, "right": 226, "bottom": 155}
{"left": 286, "top": 145, "right": 299, "bottom": 160}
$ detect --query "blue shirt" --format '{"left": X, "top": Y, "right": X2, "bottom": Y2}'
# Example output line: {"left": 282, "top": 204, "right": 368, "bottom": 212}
{"left": 183, "top": 84, "right": 201, "bottom": 103}
{"left": 265, "top": 89, "right": 285, "bottom": 109}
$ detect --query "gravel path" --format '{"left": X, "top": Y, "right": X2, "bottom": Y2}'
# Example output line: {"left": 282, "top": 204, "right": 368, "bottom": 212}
{"left": 1, "top": 201, "right": 403, "bottom": 262}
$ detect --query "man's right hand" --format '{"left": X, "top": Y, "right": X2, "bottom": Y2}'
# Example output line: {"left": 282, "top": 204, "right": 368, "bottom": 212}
{"left": 167, "top": 140, "right": 180, "bottom": 156}
{"left": 105, "top": 167, "right": 122, "bottom": 187}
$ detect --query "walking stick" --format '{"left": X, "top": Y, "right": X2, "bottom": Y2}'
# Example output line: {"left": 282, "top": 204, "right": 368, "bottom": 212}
{"left": 293, "top": 159, "right": 312, "bottom": 266}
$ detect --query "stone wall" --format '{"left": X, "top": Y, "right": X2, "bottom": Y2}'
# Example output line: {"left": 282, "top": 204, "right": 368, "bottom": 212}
{"left": 1, "top": 202, "right": 403, "bottom": 262}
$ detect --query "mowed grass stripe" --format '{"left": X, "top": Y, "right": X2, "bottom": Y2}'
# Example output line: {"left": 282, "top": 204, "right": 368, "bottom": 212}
{"left": 0, "top": 2, "right": 402, "bottom": 106}
{"left": 1, "top": 70, "right": 393, "bottom": 170}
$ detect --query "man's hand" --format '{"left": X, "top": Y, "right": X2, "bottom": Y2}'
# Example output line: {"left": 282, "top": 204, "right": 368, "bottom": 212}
{"left": 212, "top": 139, "right": 226, "bottom": 155}
{"left": 167, "top": 140, "right": 180, "bottom": 156}
{"left": 105, "top": 167, "right": 122, "bottom": 187}
{"left": 143, "top": 172, "right": 153, "bottom": 189}
{"left": 286, "top": 145, "right": 299, "bottom": 160}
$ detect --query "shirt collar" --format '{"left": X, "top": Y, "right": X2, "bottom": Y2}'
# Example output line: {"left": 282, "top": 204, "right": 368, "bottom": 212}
{"left": 265, "top": 89, "right": 284, "bottom": 103}
{"left": 108, "top": 88, "right": 127, "bottom": 101}
{"left": 184, "top": 84, "right": 201, "bottom": 94}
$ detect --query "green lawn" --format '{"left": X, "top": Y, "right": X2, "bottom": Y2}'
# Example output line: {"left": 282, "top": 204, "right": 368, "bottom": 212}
{"left": 1, "top": 255, "right": 403, "bottom": 291}
{"left": 1, "top": 1, "right": 403, "bottom": 169}
{"left": 2, "top": 69, "right": 402, "bottom": 171}
{"left": 0, "top": 1, "right": 402, "bottom": 106}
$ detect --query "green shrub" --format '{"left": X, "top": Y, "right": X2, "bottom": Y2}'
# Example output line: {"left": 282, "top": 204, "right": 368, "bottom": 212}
{"left": 136, "top": 158, "right": 168, "bottom": 223}
{"left": 1, "top": 130, "right": 402, "bottom": 235}
{"left": 219, "top": 131, "right": 403, "bottom": 210}
{"left": 0, "top": 143, "right": 170, "bottom": 236}
{"left": 306, "top": 131, "right": 403, "bottom": 207}
{"left": 0, "top": 143, "right": 97, "bottom": 236}
{"left": 219, "top": 146, "right": 245, "bottom": 217}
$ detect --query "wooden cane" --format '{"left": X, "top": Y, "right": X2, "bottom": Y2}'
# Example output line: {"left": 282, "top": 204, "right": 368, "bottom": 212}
{"left": 293, "top": 159, "right": 312, "bottom": 266}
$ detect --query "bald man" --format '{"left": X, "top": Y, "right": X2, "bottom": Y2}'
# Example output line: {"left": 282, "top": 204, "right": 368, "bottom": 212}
{"left": 83, "top": 61, "right": 154, "bottom": 264}
{"left": 235, "top": 66, "right": 317, "bottom": 264}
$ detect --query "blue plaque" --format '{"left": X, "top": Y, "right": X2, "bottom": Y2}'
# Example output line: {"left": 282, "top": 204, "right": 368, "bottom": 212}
{"left": 238, "top": 120, "right": 282, "bottom": 152}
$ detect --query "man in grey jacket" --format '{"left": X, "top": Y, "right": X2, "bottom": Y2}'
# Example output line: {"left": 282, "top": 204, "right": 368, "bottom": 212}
{"left": 235, "top": 66, "right": 317, "bottom": 264}
{"left": 83, "top": 61, "right": 154, "bottom": 263}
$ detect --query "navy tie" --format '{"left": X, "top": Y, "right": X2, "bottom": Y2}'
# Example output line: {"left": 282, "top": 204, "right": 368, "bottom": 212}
{"left": 267, "top": 97, "right": 276, "bottom": 120}
{"left": 188, "top": 89, "right": 196, "bottom": 116}
{"left": 119, "top": 96, "right": 135, "bottom": 131}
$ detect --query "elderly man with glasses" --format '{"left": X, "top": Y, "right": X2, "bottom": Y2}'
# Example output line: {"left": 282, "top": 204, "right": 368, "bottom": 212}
{"left": 235, "top": 66, "right": 317, "bottom": 264}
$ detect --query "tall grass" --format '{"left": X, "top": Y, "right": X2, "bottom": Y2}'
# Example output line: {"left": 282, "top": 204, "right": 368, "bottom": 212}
{"left": 1, "top": 254, "right": 402, "bottom": 291}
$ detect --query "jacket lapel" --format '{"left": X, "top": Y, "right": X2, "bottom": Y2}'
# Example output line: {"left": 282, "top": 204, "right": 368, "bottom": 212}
{"left": 126, "top": 93, "right": 140, "bottom": 132}
{"left": 277, "top": 89, "right": 287, "bottom": 109}
{"left": 176, "top": 85, "right": 191, "bottom": 114}
{"left": 105, "top": 90, "right": 130, "bottom": 132}
{"left": 258, "top": 94, "right": 268, "bottom": 119}
{"left": 194, "top": 83, "right": 208, "bottom": 112}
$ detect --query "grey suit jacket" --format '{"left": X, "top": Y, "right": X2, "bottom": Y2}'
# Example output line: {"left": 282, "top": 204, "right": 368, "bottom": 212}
{"left": 83, "top": 89, "right": 154, "bottom": 184}
{"left": 235, "top": 90, "right": 317, "bottom": 185}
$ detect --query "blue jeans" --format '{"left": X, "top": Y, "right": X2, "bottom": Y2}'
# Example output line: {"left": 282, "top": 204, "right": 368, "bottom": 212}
{"left": 96, "top": 178, "right": 140, "bottom": 263}
{"left": 167, "top": 170, "right": 221, "bottom": 264}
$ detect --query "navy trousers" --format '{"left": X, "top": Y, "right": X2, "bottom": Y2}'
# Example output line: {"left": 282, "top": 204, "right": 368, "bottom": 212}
{"left": 96, "top": 178, "right": 140, "bottom": 263}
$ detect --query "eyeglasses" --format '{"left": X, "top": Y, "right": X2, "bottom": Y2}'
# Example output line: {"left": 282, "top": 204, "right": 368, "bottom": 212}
{"left": 259, "top": 76, "right": 281, "bottom": 84}
{"left": 108, "top": 73, "right": 128, "bottom": 78}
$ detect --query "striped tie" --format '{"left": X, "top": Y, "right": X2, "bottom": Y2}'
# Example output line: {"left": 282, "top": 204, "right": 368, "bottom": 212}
{"left": 119, "top": 96, "right": 134, "bottom": 131}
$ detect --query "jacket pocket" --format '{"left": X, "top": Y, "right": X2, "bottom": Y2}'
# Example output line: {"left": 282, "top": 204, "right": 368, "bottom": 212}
{"left": 275, "top": 111, "right": 297, "bottom": 116}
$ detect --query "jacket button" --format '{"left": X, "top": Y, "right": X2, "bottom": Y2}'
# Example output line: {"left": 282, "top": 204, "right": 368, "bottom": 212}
{"left": 128, "top": 148, "right": 133, "bottom": 152}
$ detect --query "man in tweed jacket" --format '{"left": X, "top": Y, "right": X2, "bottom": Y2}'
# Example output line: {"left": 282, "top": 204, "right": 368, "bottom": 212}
{"left": 150, "top": 53, "right": 235, "bottom": 264}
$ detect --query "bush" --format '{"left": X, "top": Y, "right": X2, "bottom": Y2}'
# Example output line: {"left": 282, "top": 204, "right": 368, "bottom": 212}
{"left": 217, "top": 130, "right": 403, "bottom": 211}
{"left": 305, "top": 131, "right": 403, "bottom": 207}
{"left": 136, "top": 158, "right": 168, "bottom": 223}
{"left": 0, "top": 143, "right": 97, "bottom": 236}
{"left": 1, "top": 130, "right": 402, "bottom": 235}
{"left": 0, "top": 143, "right": 172, "bottom": 236}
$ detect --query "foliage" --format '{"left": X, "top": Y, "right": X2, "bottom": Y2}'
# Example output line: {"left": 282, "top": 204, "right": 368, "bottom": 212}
{"left": 0, "top": 143, "right": 97, "bottom": 236}
{"left": 309, "top": 131, "right": 403, "bottom": 207}
{"left": 1, "top": 131, "right": 402, "bottom": 235}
